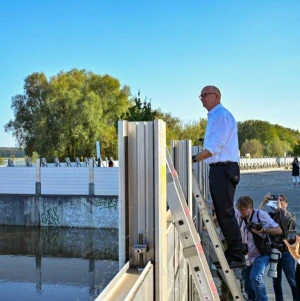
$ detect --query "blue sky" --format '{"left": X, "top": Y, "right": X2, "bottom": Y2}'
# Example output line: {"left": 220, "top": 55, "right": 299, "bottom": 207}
{"left": 1, "top": 0, "right": 299, "bottom": 147}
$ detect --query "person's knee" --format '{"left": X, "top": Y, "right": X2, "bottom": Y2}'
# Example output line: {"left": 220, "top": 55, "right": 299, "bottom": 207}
{"left": 250, "top": 273, "right": 263, "bottom": 285}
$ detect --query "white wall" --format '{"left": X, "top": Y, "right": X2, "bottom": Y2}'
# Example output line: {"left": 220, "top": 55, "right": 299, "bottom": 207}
{"left": 0, "top": 167, "right": 119, "bottom": 196}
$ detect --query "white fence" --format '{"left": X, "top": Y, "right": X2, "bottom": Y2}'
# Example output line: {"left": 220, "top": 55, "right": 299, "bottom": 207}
{"left": 0, "top": 166, "right": 119, "bottom": 195}
{"left": 0, "top": 157, "right": 293, "bottom": 195}
{"left": 239, "top": 157, "right": 293, "bottom": 170}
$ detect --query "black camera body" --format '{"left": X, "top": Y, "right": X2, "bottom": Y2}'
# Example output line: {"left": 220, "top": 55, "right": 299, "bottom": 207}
{"left": 246, "top": 221, "right": 263, "bottom": 232}
{"left": 287, "top": 230, "right": 296, "bottom": 244}
{"left": 271, "top": 241, "right": 284, "bottom": 253}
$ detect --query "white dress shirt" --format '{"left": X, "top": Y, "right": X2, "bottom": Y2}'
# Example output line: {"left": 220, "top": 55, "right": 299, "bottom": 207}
{"left": 203, "top": 104, "right": 239, "bottom": 164}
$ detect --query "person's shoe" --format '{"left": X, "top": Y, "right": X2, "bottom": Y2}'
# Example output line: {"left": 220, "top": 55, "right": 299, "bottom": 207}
{"left": 213, "top": 258, "right": 246, "bottom": 269}
{"left": 228, "top": 259, "right": 246, "bottom": 269}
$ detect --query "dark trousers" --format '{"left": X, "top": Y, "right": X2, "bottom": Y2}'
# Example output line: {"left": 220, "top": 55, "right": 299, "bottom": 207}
{"left": 209, "top": 162, "right": 244, "bottom": 259}
{"left": 273, "top": 251, "right": 299, "bottom": 301}
{"left": 296, "top": 264, "right": 300, "bottom": 300}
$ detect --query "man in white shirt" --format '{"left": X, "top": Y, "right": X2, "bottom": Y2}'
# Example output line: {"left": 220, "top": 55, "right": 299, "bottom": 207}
{"left": 193, "top": 85, "right": 245, "bottom": 268}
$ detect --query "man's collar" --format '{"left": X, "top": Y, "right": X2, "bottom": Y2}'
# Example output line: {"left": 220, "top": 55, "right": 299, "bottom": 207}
{"left": 207, "top": 103, "right": 223, "bottom": 117}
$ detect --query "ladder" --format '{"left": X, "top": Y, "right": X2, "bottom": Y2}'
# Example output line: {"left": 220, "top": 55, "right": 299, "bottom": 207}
{"left": 166, "top": 150, "right": 245, "bottom": 300}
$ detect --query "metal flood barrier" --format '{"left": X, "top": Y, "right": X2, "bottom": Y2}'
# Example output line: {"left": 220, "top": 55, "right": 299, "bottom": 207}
{"left": 96, "top": 120, "right": 210, "bottom": 301}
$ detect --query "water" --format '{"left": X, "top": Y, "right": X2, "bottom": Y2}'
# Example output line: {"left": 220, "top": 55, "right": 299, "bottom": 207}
{"left": 0, "top": 226, "right": 119, "bottom": 301}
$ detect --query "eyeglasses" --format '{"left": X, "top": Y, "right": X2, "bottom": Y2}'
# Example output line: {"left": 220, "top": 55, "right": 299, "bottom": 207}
{"left": 199, "top": 93, "right": 217, "bottom": 99}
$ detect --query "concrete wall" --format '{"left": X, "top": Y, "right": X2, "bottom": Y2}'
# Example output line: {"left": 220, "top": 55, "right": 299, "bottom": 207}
{"left": 0, "top": 195, "right": 118, "bottom": 229}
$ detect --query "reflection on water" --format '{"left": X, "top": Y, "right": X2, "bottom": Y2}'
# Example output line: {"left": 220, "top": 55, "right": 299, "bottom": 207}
{"left": 0, "top": 226, "right": 119, "bottom": 301}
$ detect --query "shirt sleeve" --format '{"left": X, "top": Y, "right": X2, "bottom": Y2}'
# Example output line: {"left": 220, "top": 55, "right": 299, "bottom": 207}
{"left": 258, "top": 210, "right": 279, "bottom": 228}
{"left": 298, "top": 258, "right": 300, "bottom": 264}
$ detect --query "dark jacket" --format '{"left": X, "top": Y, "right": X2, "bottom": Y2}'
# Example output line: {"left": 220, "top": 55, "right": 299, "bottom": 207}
{"left": 269, "top": 208, "right": 296, "bottom": 250}
{"left": 292, "top": 162, "right": 300, "bottom": 176}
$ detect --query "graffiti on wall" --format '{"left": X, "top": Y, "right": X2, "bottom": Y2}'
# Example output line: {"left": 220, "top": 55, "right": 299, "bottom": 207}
{"left": 93, "top": 197, "right": 118, "bottom": 228}
{"left": 64, "top": 206, "right": 85, "bottom": 227}
{"left": 41, "top": 204, "right": 60, "bottom": 226}
{"left": 41, "top": 227, "right": 60, "bottom": 246}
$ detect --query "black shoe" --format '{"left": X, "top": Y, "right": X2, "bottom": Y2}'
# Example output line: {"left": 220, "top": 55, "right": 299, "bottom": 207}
{"left": 213, "top": 258, "right": 245, "bottom": 269}
{"left": 228, "top": 259, "right": 246, "bottom": 269}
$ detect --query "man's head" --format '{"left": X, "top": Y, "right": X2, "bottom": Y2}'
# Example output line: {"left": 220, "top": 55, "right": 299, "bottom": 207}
{"left": 236, "top": 196, "right": 254, "bottom": 218}
{"left": 278, "top": 194, "right": 288, "bottom": 210}
{"left": 199, "top": 85, "right": 221, "bottom": 111}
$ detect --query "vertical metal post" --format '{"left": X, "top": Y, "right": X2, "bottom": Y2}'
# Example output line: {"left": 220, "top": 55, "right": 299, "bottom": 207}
{"left": 118, "top": 120, "right": 129, "bottom": 268}
{"left": 153, "top": 120, "right": 167, "bottom": 301}
{"left": 35, "top": 158, "right": 41, "bottom": 195}
{"left": 89, "top": 158, "right": 95, "bottom": 196}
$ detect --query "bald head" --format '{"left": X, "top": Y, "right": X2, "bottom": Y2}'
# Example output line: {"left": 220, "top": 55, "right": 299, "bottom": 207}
{"left": 199, "top": 85, "right": 221, "bottom": 111}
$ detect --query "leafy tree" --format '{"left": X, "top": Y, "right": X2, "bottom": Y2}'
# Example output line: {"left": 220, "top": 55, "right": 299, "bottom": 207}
{"left": 31, "top": 151, "right": 40, "bottom": 163}
{"left": 240, "top": 139, "right": 263, "bottom": 157}
{"left": 180, "top": 119, "right": 207, "bottom": 146}
{"left": 5, "top": 69, "right": 131, "bottom": 160}
{"left": 238, "top": 120, "right": 299, "bottom": 156}
{"left": 268, "top": 137, "right": 291, "bottom": 157}
{"left": 238, "top": 120, "right": 277, "bottom": 149}
{"left": 156, "top": 111, "right": 182, "bottom": 147}
{"left": 292, "top": 142, "right": 300, "bottom": 156}
{"left": 122, "top": 91, "right": 159, "bottom": 122}
{"left": 0, "top": 156, "right": 3, "bottom": 165}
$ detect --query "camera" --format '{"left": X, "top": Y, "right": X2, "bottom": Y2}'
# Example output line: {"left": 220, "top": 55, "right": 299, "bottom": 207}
{"left": 268, "top": 247, "right": 282, "bottom": 278}
{"left": 269, "top": 195, "right": 280, "bottom": 200}
{"left": 287, "top": 230, "right": 296, "bottom": 244}
{"left": 246, "top": 221, "right": 263, "bottom": 232}
{"left": 199, "top": 138, "right": 204, "bottom": 142}
{"left": 271, "top": 241, "right": 283, "bottom": 253}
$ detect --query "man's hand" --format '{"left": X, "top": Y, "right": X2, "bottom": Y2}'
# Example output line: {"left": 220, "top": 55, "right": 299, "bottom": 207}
{"left": 263, "top": 193, "right": 272, "bottom": 204}
{"left": 284, "top": 235, "right": 300, "bottom": 251}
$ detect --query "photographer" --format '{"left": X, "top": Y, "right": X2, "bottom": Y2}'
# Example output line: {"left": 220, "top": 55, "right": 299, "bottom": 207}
{"left": 259, "top": 194, "right": 298, "bottom": 301}
{"left": 284, "top": 235, "right": 300, "bottom": 295}
{"left": 235, "top": 196, "right": 282, "bottom": 301}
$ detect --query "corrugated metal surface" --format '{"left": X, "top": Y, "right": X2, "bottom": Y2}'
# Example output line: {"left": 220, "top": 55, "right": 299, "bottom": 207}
{"left": 94, "top": 168, "right": 119, "bottom": 195}
{"left": 0, "top": 167, "right": 119, "bottom": 196}
{"left": 41, "top": 168, "right": 89, "bottom": 195}
{"left": 0, "top": 168, "right": 35, "bottom": 194}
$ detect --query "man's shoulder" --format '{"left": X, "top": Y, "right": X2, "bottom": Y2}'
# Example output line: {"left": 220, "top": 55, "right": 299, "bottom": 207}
{"left": 256, "top": 209, "right": 274, "bottom": 221}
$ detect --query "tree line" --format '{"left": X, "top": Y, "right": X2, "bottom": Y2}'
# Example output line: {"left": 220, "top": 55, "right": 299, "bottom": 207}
{"left": 4, "top": 69, "right": 300, "bottom": 161}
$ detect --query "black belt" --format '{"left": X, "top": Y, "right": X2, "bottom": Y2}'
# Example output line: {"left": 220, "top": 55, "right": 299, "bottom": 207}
{"left": 209, "top": 161, "right": 235, "bottom": 167}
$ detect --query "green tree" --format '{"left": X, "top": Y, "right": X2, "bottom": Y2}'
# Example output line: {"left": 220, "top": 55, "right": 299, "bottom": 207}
{"left": 292, "top": 142, "right": 300, "bottom": 156}
{"left": 180, "top": 119, "right": 207, "bottom": 145}
{"left": 0, "top": 156, "right": 3, "bottom": 165}
{"left": 238, "top": 120, "right": 277, "bottom": 149}
{"left": 5, "top": 69, "right": 131, "bottom": 160}
{"left": 122, "top": 91, "right": 159, "bottom": 122}
{"left": 240, "top": 139, "right": 263, "bottom": 157}
{"left": 268, "top": 137, "right": 291, "bottom": 157}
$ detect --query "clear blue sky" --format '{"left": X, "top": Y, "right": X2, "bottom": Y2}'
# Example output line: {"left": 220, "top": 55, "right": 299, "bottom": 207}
{"left": 1, "top": 0, "right": 299, "bottom": 147}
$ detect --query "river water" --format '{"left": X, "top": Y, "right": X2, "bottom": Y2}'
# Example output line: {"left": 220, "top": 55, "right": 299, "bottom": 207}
{"left": 0, "top": 226, "right": 119, "bottom": 301}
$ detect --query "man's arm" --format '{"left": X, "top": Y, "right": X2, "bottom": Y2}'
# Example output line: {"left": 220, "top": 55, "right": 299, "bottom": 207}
{"left": 251, "top": 226, "right": 282, "bottom": 236}
{"left": 192, "top": 149, "right": 212, "bottom": 162}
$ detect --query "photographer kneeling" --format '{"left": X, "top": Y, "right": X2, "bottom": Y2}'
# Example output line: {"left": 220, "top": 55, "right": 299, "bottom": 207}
{"left": 259, "top": 194, "right": 299, "bottom": 301}
{"left": 235, "top": 196, "right": 282, "bottom": 301}
{"left": 284, "top": 235, "right": 300, "bottom": 296}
